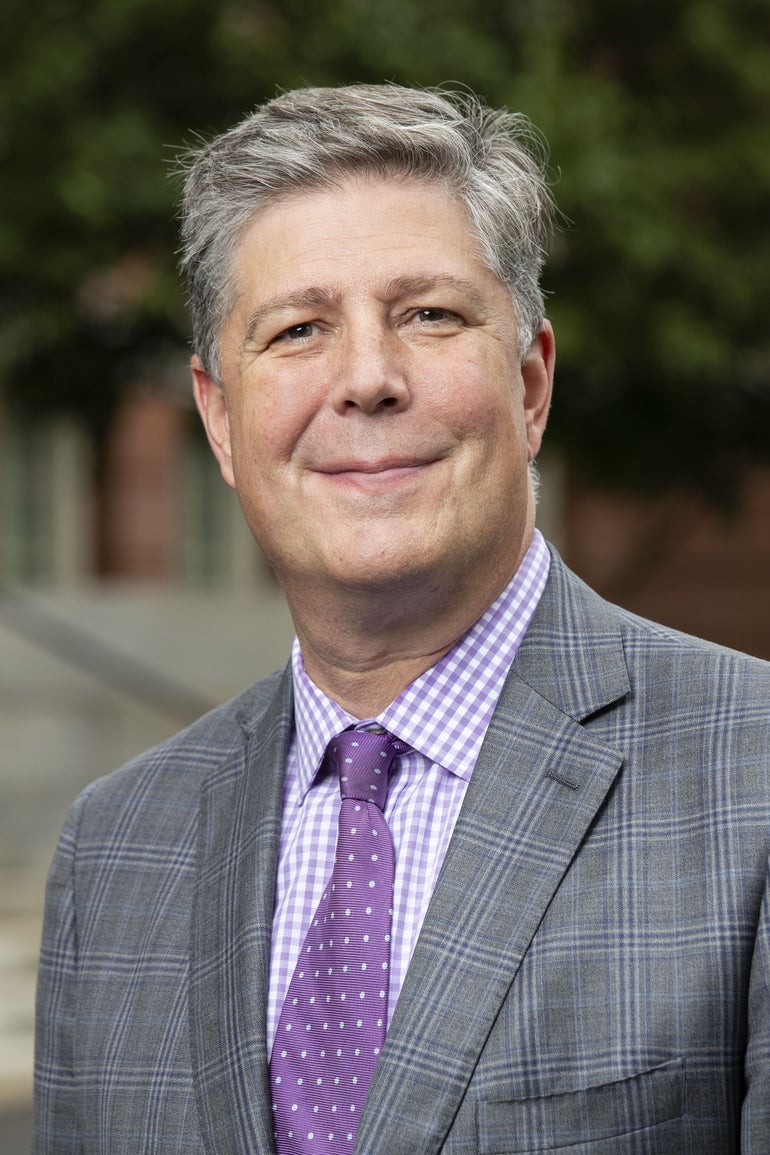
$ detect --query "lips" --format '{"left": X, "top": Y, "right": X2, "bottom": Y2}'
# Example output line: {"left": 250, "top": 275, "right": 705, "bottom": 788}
{"left": 314, "top": 457, "right": 439, "bottom": 492}
{"left": 318, "top": 457, "right": 434, "bottom": 475}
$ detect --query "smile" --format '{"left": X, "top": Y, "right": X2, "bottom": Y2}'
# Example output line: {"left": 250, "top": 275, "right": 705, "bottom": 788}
{"left": 316, "top": 459, "right": 438, "bottom": 492}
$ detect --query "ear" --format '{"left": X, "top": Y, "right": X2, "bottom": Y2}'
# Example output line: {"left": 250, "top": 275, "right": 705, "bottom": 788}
{"left": 191, "top": 355, "right": 237, "bottom": 489}
{"left": 521, "top": 321, "right": 555, "bottom": 462}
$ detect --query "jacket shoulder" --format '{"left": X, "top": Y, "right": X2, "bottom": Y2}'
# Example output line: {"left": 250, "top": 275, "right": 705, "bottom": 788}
{"left": 520, "top": 548, "right": 770, "bottom": 723}
{"left": 71, "top": 665, "right": 290, "bottom": 832}
{"left": 549, "top": 546, "right": 770, "bottom": 669}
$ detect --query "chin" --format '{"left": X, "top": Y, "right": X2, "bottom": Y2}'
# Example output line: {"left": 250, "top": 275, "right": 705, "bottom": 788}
{"left": 326, "top": 544, "right": 444, "bottom": 594}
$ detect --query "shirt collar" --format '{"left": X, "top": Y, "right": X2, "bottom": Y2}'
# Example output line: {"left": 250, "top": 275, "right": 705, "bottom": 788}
{"left": 292, "top": 530, "right": 551, "bottom": 798}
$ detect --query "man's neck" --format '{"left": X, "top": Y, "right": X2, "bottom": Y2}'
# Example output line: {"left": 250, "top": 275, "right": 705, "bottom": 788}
{"left": 286, "top": 556, "right": 528, "bottom": 718}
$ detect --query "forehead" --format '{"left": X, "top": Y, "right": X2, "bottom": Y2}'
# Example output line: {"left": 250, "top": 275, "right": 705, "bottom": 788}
{"left": 228, "top": 175, "right": 498, "bottom": 302}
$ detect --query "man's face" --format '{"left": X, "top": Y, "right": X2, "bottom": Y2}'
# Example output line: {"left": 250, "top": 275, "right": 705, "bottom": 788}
{"left": 193, "top": 176, "right": 553, "bottom": 608}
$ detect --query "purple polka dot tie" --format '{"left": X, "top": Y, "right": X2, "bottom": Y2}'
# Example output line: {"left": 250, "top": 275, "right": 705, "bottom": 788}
{"left": 270, "top": 729, "right": 407, "bottom": 1154}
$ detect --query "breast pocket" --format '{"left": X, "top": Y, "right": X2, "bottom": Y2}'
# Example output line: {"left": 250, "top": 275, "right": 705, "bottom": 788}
{"left": 476, "top": 1058, "right": 685, "bottom": 1153}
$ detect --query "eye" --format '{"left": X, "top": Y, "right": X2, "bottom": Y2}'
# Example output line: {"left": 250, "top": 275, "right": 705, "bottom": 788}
{"left": 275, "top": 322, "right": 316, "bottom": 342}
{"left": 408, "top": 307, "right": 466, "bottom": 332}
{"left": 415, "top": 308, "right": 453, "bottom": 323}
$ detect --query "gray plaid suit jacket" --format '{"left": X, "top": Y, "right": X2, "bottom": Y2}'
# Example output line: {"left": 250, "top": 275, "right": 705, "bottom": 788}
{"left": 34, "top": 549, "right": 770, "bottom": 1153}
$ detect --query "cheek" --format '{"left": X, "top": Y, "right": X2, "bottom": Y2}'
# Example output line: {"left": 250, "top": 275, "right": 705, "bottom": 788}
{"left": 432, "top": 368, "right": 524, "bottom": 451}
{"left": 226, "top": 390, "right": 303, "bottom": 476}
{"left": 246, "top": 369, "right": 324, "bottom": 460}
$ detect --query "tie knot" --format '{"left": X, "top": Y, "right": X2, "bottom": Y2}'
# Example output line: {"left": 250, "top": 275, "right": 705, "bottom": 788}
{"left": 327, "top": 729, "right": 406, "bottom": 809}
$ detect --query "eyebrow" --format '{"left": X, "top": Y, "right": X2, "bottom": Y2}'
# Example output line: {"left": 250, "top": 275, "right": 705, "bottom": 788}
{"left": 381, "top": 273, "right": 490, "bottom": 313}
{"left": 242, "top": 287, "right": 341, "bottom": 346}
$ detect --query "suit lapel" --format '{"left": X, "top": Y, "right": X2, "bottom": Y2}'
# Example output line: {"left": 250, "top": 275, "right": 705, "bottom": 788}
{"left": 190, "top": 667, "right": 293, "bottom": 1155}
{"left": 356, "top": 554, "right": 631, "bottom": 1154}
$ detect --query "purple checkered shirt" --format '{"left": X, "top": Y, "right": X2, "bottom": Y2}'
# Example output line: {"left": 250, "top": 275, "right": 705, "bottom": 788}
{"left": 267, "top": 530, "right": 551, "bottom": 1053}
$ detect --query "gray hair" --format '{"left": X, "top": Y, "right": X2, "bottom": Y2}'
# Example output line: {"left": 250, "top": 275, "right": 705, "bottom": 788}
{"left": 179, "top": 84, "right": 556, "bottom": 381}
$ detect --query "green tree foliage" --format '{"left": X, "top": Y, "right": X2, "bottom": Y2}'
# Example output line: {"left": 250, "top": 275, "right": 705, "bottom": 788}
{"left": 1, "top": 0, "right": 768, "bottom": 498}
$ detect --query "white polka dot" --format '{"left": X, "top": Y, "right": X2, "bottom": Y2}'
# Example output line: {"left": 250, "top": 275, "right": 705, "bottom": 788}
{"left": 368, "top": 881, "right": 376, "bottom": 888}
{"left": 291, "top": 1105, "right": 298, "bottom": 1112}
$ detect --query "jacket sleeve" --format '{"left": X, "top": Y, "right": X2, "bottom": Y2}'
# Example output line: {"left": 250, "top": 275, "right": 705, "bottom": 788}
{"left": 743, "top": 855, "right": 770, "bottom": 1149}
{"left": 33, "top": 787, "right": 93, "bottom": 1154}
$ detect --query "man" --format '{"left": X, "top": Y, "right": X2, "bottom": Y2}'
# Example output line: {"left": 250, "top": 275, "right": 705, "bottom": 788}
{"left": 35, "top": 84, "right": 770, "bottom": 1153}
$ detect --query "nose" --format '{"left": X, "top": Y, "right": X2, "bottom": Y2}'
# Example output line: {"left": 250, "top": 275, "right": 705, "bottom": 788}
{"left": 330, "top": 325, "right": 411, "bottom": 415}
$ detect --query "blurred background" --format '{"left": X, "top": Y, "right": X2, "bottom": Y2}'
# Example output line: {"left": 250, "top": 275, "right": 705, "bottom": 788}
{"left": 1, "top": 0, "right": 769, "bottom": 1146}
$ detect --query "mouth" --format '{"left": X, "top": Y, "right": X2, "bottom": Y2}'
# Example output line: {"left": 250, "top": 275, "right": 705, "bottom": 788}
{"left": 315, "top": 457, "right": 439, "bottom": 492}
